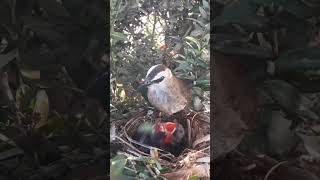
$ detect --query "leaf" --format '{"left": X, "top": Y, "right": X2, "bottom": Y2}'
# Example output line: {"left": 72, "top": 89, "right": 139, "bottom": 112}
{"left": 275, "top": 48, "right": 320, "bottom": 81}
{"left": 266, "top": 110, "right": 299, "bottom": 155}
{"left": 215, "top": 0, "right": 267, "bottom": 30}
{"left": 213, "top": 34, "right": 273, "bottom": 59}
{"left": 15, "top": 84, "right": 30, "bottom": 110}
{"left": 110, "top": 122, "right": 116, "bottom": 142}
{"left": 20, "top": 69, "right": 40, "bottom": 79}
{"left": 192, "top": 86, "right": 204, "bottom": 97}
{"left": 0, "top": 49, "right": 18, "bottom": 69}
{"left": 193, "top": 96, "right": 203, "bottom": 111}
{"left": 175, "top": 62, "right": 193, "bottom": 72}
{"left": 202, "top": 0, "right": 209, "bottom": 10}
{"left": 110, "top": 154, "right": 128, "bottom": 176}
{"left": 33, "top": 90, "right": 49, "bottom": 129}
{"left": 0, "top": 133, "right": 16, "bottom": 146}
{"left": 186, "top": 18, "right": 206, "bottom": 28}
{"left": 298, "top": 133, "right": 320, "bottom": 158}
{"left": 189, "top": 176, "right": 200, "bottom": 180}
{"left": 0, "top": 148, "right": 24, "bottom": 161}
{"left": 195, "top": 75, "right": 209, "bottom": 86}
{"left": 194, "top": 58, "right": 208, "bottom": 69}
{"left": 199, "top": 6, "right": 207, "bottom": 19}
{"left": 111, "top": 31, "right": 128, "bottom": 42}
{"left": 185, "top": 36, "right": 201, "bottom": 50}
{"left": 190, "top": 28, "right": 204, "bottom": 37}
{"left": 263, "top": 80, "right": 300, "bottom": 113}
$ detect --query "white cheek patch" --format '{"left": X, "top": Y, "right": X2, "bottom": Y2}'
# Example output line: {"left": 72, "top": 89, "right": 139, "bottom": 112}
{"left": 151, "top": 71, "right": 166, "bottom": 82}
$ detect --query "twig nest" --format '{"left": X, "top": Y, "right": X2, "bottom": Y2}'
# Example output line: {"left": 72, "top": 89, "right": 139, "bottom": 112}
{"left": 120, "top": 109, "right": 210, "bottom": 161}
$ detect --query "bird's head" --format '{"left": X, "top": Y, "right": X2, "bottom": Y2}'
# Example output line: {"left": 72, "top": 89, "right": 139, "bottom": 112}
{"left": 154, "top": 122, "right": 185, "bottom": 145}
{"left": 140, "top": 64, "right": 173, "bottom": 89}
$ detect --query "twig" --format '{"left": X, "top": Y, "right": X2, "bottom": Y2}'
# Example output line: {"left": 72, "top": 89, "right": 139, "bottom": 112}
{"left": 151, "top": 11, "right": 157, "bottom": 46}
{"left": 124, "top": 166, "right": 137, "bottom": 174}
{"left": 123, "top": 116, "right": 174, "bottom": 158}
{"left": 115, "top": 136, "right": 149, "bottom": 156}
{"left": 146, "top": 164, "right": 157, "bottom": 179}
{"left": 264, "top": 161, "right": 288, "bottom": 180}
{"left": 187, "top": 119, "right": 192, "bottom": 147}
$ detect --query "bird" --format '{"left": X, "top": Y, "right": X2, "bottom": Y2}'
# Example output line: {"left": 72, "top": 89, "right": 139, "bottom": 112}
{"left": 137, "top": 64, "right": 192, "bottom": 118}
{"left": 135, "top": 121, "right": 186, "bottom": 156}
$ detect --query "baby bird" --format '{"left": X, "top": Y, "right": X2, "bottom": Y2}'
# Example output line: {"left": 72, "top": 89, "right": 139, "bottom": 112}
{"left": 135, "top": 121, "right": 186, "bottom": 156}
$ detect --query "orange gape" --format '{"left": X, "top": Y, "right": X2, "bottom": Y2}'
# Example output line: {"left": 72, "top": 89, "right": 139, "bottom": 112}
{"left": 161, "top": 122, "right": 177, "bottom": 145}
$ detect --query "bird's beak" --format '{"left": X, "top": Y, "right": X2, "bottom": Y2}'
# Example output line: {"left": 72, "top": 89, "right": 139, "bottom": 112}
{"left": 142, "top": 78, "right": 152, "bottom": 86}
{"left": 137, "top": 79, "right": 150, "bottom": 94}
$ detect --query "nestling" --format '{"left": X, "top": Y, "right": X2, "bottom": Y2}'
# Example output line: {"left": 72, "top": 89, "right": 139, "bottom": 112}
{"left": 137, "top": 64, "right": 192, "bottom": 116}
{"left": 135, "top": 121, "right": 186, "bottom": 156}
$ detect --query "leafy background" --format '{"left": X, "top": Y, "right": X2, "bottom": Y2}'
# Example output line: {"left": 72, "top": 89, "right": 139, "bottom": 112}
{"left": 110, "top": 0, "right": 210, "bottom": 179}
{"left": 0, "top": 0, "right": 108, "bottom": 179}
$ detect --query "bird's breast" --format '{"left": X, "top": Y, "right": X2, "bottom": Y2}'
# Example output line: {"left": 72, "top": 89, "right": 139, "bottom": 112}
{"left": 147, "top": 85, "right": 187, "bottom": 115}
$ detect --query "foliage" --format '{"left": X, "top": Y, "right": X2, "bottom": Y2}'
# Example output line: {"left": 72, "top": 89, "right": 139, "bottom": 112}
{"left": 214, "top": 0, "right": 320, "bottom": 178}
{"left": 110, "top": 0, "right": 210, "bottom": 177}
{"left": 110, "top": 0, "right": 210, "bottom": 113}
{"left": 110, "top": 153, "right": 166, "bottom": 179}
{"left": 0, "top": 0, "right": 108, "bottom": 179}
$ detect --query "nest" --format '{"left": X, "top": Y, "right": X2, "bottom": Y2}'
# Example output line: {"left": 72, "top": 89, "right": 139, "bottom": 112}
{"left": 117, "top": 109, "right": 210, "bottom": 173}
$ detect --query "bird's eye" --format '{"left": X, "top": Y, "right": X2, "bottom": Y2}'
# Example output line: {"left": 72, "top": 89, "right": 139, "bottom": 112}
{"left": 151, "top": 76, "right": 165, "bottom": 84}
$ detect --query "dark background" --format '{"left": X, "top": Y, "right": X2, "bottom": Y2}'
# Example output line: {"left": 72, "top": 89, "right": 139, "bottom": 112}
{"left": 0, "top": 0, "right": 109, "bottom": 179}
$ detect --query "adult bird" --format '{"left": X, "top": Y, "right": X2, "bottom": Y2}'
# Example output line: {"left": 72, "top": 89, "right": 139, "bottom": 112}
{"left": 137, "top": 64, "right": 192, "bottom": 119}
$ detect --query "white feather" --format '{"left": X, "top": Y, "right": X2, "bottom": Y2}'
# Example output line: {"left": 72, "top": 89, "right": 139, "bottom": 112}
{"left": 146, "top": 65, "right": 159, "bottom": 77}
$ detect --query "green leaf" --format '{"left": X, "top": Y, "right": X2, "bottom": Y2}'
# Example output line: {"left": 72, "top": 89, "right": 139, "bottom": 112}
{"left": 202, "top": 0, "right": 209, "bottom": 10}
{"left": 111, "top": 31, "right": 127, "bottom": 42}
{"left": 275, "top": 48, "right": 320, "bottom": 80}
{"left": 175, "top": 62, "right": 193, "bottom": 72}
{"left": 189, "top": 176, "right": 200, "bottom": 180}
{"left": 0, "top": 49, "right": 18, "bottom": 69}
{"left": 195, "top": 75, "right": 210, "bottom": 86}
{"left": 185, "top": 36, "right": 201, "bottom": 50}
{"left": 155, "top": 160, "right": 162, "bottom": 171}
{"left": 110, "top": 154, "right": 128, "bottom": 176}
{"left": 263, "top": 80, "right": 300, "bottom": 113}
{"left": 192, "top": 86, "right": 204, "bottom": 97}
{"left": 194, "top": 58, "right": 208, "bottom": 69}
{"left": 215, "top": 0, "right": 267, "bottom": 30}
{"left": 199, "top": 6, "right": 207, "bottom": 19}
